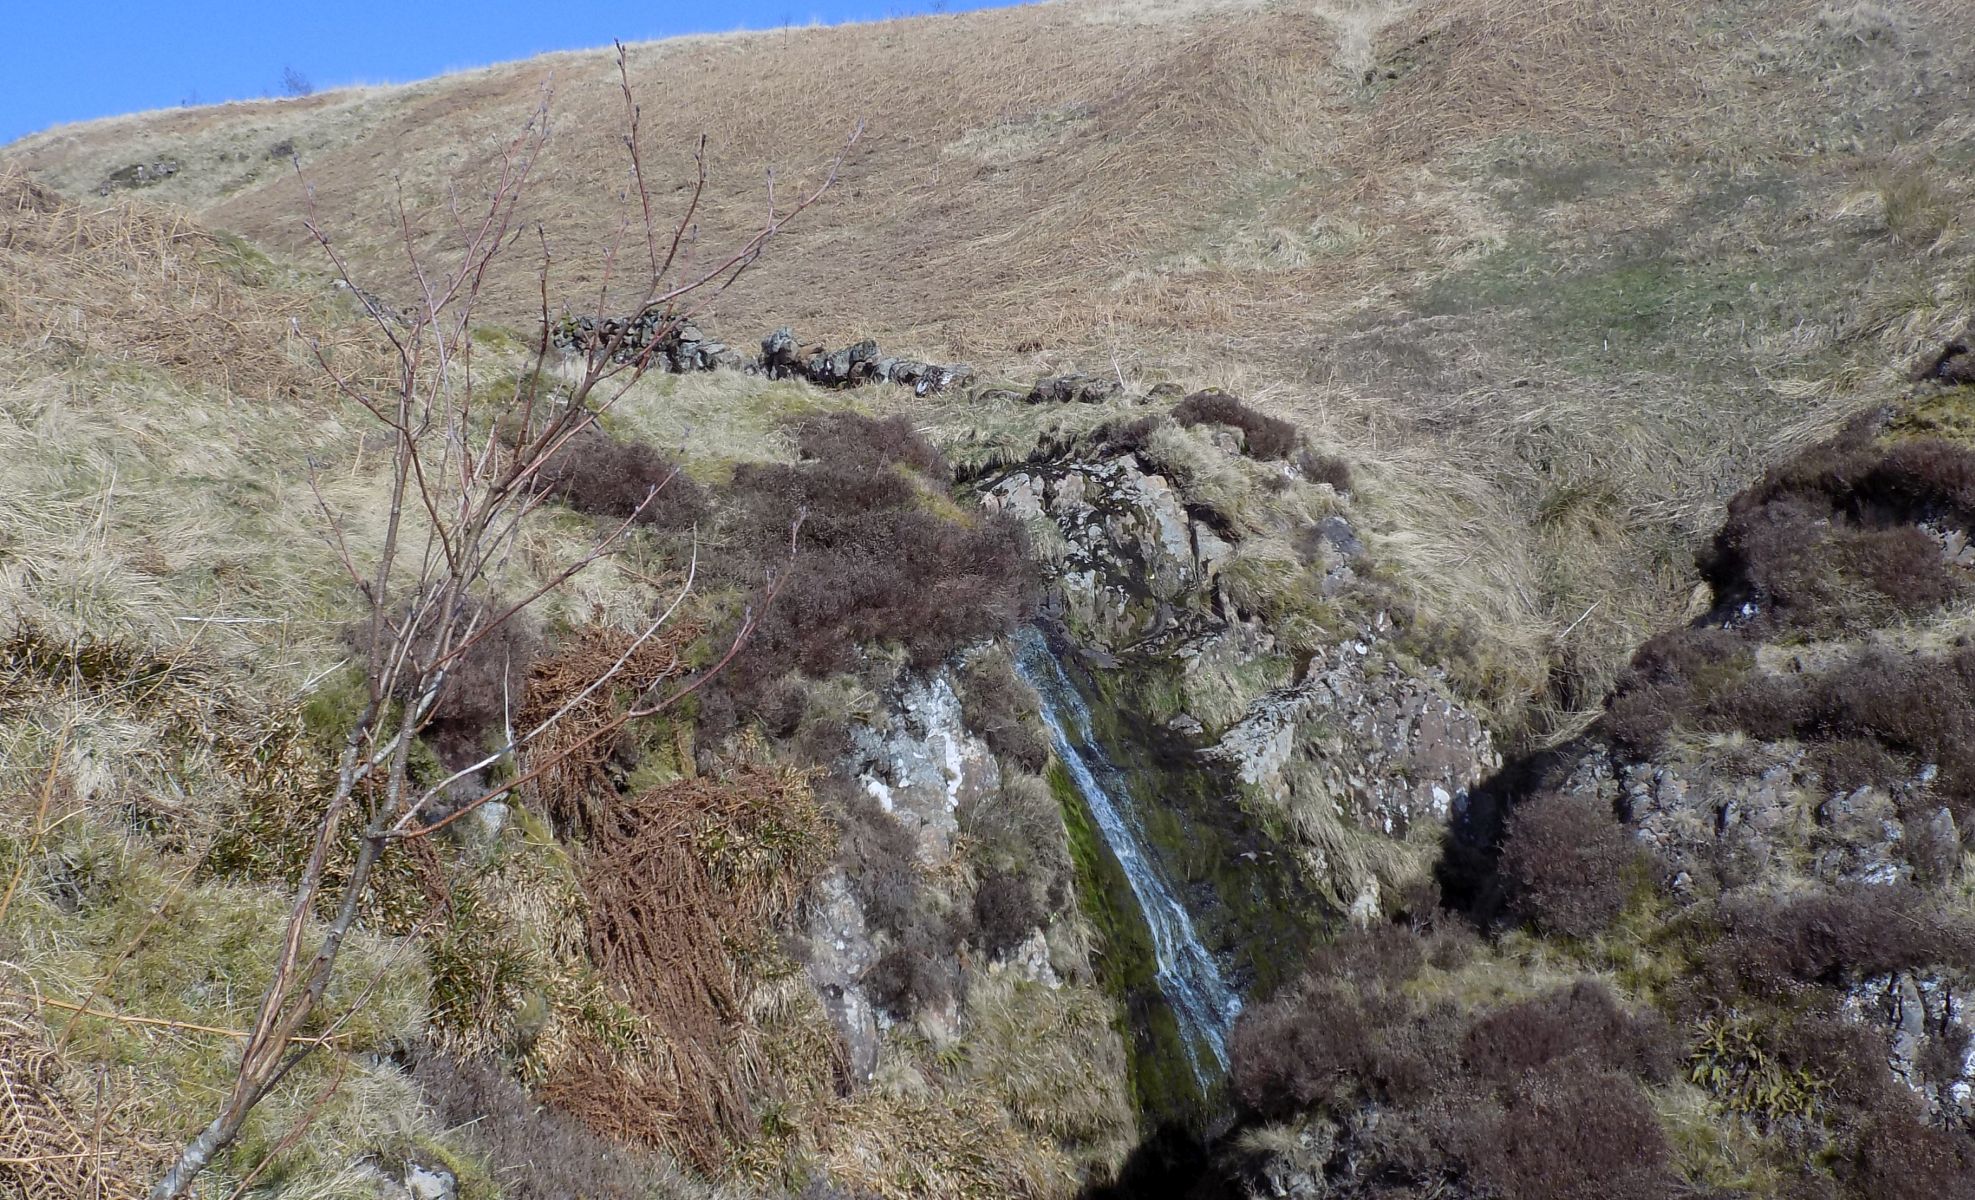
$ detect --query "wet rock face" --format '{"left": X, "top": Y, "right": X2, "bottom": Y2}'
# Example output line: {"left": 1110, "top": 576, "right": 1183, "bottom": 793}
{"left": 982, "top": 456, "right": 1230, "bottom": 655}
{"left": 1209, "top": 612, "right": 1499, "bottom": 839}
{"left": 986, "top": 448, "right": 1495, "bottom": 899}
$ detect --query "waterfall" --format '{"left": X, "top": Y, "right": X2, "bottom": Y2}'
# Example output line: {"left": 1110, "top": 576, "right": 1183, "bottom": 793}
{"left": 1012, "top": 628, "right": 1243, "bottom": 1092}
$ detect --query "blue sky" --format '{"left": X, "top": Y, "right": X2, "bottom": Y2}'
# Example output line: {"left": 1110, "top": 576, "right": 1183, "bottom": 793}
{"left": 0, "top": 1, "right": 1017, "bottom": 145}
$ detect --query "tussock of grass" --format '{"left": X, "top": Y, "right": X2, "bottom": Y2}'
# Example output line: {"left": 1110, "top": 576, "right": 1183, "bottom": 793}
{"left": 1260, "top": 754, "right": 1444, "bottom": 910}
{"left": 959, "top": 970, "right": 1136, "bottom": 1176}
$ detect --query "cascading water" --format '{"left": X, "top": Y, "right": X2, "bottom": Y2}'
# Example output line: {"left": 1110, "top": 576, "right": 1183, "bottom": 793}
{"left": 1012, "top": 627, "right": 1243, "bottom": 1093}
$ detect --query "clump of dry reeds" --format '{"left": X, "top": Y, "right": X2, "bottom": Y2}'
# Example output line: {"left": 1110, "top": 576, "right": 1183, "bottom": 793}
{"left": 548, "top": 767, "right": 835, "bottom": 1168}
{"left": 514, "top": 625, "right": 837, "bottom": 1167}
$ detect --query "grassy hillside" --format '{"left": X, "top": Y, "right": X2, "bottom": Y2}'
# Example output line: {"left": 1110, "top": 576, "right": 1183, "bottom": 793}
{"left": 3, "top": 1, "right": 1975, "bottom": 1196}
{"left": 9, "top": 0, "right": 1974, "bottom": 735}
{"left": 0, "top": 168, "right": 1144, "bottom": 1197}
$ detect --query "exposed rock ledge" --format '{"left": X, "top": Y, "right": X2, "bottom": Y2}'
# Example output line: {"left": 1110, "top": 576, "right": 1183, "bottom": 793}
{"left": 985, "top": 446, "right": 1497, "bottom": 907}
{"left": 1207, "top": 612, "right": 1498, "bottom": 841}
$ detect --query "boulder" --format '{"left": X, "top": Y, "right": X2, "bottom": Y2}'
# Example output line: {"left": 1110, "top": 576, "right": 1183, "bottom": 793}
{"left": 97, "top": 160, "right": 179, "bottom": 195}
{"left": 1024, "top": 372, "right": 1123, "bottom": 405}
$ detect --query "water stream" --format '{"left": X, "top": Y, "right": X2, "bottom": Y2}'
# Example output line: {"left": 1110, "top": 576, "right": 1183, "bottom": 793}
{"left": 1012, "top": 628, "right": 1244, "bottom": 1095}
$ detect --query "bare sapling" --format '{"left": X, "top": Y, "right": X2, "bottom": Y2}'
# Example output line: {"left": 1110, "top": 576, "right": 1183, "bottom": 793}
{"left": 149, "top": 44, "right": 853, "bottom": 1200}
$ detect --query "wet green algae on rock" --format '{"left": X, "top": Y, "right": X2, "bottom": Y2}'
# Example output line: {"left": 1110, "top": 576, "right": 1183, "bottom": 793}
{"left": 1047, "top": 644, "right": 1329, "bottom": 1129}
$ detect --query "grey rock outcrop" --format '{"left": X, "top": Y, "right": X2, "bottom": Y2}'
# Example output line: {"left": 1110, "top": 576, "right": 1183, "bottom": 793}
{"left": 803, "top": 868, "right": 883, "bottom": 1079}
{"left": 1551, "top": 739, "right": 1949, "bottom": 895}
{"left": 985, "top": 445, "right": 1494, "bottom": 905}
{"left": 846, "top": 669, "right": 1000, "bottom": 864}
{"left": 97, "top": 160, "right": 178, "bottom": 195}
{"left": 981, "top": 456, "right": 1228, "bottom": 654}
{"left": 1546, "top": 710, "right": 1969, "bottom": 1121}
{"left": 1209, "top": 612, "right": 1498, "bottom": 840}
{"left": 804, "top": 666, "right": 1002, "bottom": 1073}
{"left": 1845, "top": 969, "right": 1975, "bottom": 1126}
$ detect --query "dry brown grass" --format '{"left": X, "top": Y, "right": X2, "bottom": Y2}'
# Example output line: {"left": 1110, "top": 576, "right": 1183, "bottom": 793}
{"left": 513, "top": 630, "right": 838, "bottom": 1168}
{"left": 10, "top": 1, "right": 1974, "bottom": 744}
{"left": 519, "top": 621, "right": 705, "bottom": 839}
{"left": 0, "top": 170, "right": 380, "bottom": 403}
{"left": 561, "top": 765, "right": 834, "bottom": 1168}
{"left": 0, "top": 1004, "right": 148, "bottom": 1200}
{"left": 564, "top": 765, "right": 833, "bottom": 1168}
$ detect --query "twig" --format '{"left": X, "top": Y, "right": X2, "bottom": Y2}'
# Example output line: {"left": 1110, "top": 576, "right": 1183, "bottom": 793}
{"left": 219, "top": 1057, "right": 347, "bottom": 1200}
{"left": 9, "top": 993, "right": 345, "bottom": 1045}
{"left": 1557, "top": 599, "right": 1603, "bottom": 640}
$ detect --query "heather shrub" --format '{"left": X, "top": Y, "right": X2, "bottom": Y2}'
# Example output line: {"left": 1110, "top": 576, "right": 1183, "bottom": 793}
{"left": 708, "top": 413, "right": 1036, "bottom": 720}
{"left": 957, "top": 650, "right": 1049, "bottom": 773}
{"left": 1231, "top": 926, "right": 1444, "bottom": 1118}
{"left": 1604, "top": 627, "right": 1753, "bottom": 755}
{"left": 1461, "top": 980, "right": 1677, "bottom": 1084}
{"left": 347, "top": 600, "right": 541, "bottom": 769}
{"left": 1304, "top": 920, "right": 1428, "bottom": 989}
{"left": 1627, "top": 626, "right": 1755, "bottom": 688}
{"left": 1606, "top": 633, "right": 1975, "bottom": 836}
{"left": 1233, "top": 930, "right": 1681, "bottom": 1197}
{"left": 794, "top": 411, "right": 947, "bottom": 479}
{"left": 1916, "top": 1018, "right": 1973, "bottom": 1087}
{"left": 1090, "top": 413, "right": 1167, "bottom": 454}
{"left": 1171, "top": 390, "right": 1299, "bottom": 460}
{"left": 972, "top": 871, "right": 1045, "bottom": 959}
{"left": 1699, "top": 425, "right": 1975, "bottom": 634}
{"left": 1706, "top": 500, "right": 1953, "bottom": 633}
{"left": 1453, "top": 1064, "right": 1675, "bottom": 1200}
{"left": 1839, "top": 1115, "right": 1975, "bottom": 1199}
{"left": 1702, "top": 668, "right": 1812, "bottom": 742}
{"left": 535, "top": 422, "right": 709, "bottom": 531}
{"left": 1696, "top": 646, "right": 1975, "bottom": 831}
{"left": 1713, "top": 886, "right": 1975, "bottom": 993}
{"left": 1498, "top": 791, "right": 1643, "bottom": 938}
{"left": 1295, "top": 448, "right": 1353, "bottom": 494}
{"left": 753, "top": 500, "right": 1030, "bottom": 673}
{"left": 864, "top": 907, "right": 963, "bottom": 1016}
{"left": 1231, "top": 980, "right": 1457, "bottom": 1119}
{"left": 959, "top": 770, "right": 1074, "bottom": 933}
{"left": 425, "top": 616, "right": 541, "bottom": 769}
{"left": 749, "top": 673, "right": 860, "bottom": 764}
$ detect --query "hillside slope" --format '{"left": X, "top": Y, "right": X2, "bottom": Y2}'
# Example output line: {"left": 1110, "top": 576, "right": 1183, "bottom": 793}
{"left": 10, "top": 0, "right": 1974, "bottom": 732}
{"left": 6, "top": 3, "right": 1975, "bottom": 1198}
